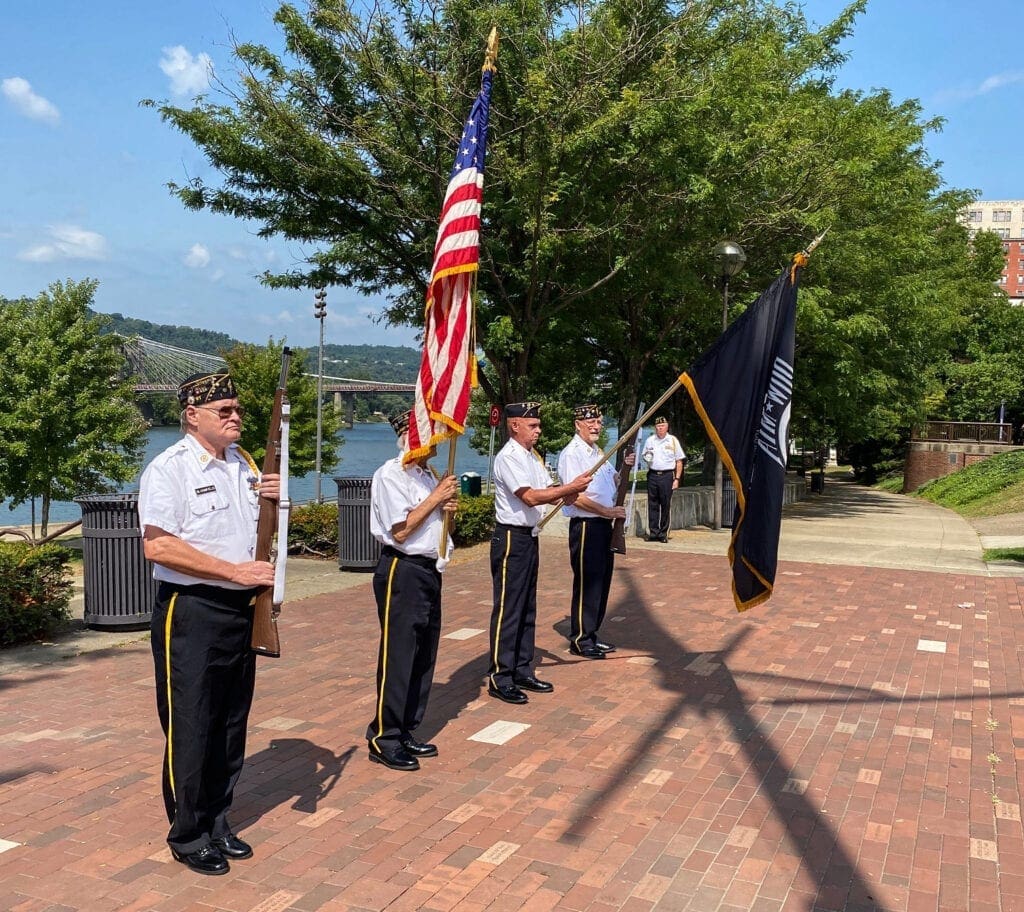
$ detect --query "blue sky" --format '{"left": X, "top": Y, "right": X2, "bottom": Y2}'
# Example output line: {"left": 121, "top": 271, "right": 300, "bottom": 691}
{"left": 3, "top": 1, "right": 1023, "bottom": 350}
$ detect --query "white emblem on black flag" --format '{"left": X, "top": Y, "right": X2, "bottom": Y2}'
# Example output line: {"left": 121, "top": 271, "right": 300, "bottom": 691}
{"left": 756, "top": 357, "right": 793, "bottom": 470}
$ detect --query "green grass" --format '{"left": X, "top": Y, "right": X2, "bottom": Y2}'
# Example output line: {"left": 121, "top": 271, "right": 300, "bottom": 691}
{"left": 983, "top": 548, "right": 1024, "bottom": 563}
{"left": 916, "top": 449, "right": 1024, "bottom": 517}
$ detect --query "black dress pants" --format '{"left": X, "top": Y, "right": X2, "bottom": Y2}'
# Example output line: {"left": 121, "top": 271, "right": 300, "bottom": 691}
{"left": 366, "top": 548, "right": 442, "bottom": 752}
{"left": 151, "top": 583, "right": 256, "bottom": 855}
{"left": 567, "top": 517, "right": 614, "bottom": 649}
{"left": 647, "top": 470, "right": 674, "bottom": 539}
{"left": 488, "top": 524, "right": 539, "bottom": 688}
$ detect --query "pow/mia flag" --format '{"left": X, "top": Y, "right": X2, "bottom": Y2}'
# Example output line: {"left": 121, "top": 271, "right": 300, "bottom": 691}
{"left": 681, "top": 265, "right": 800, "bottom": 611}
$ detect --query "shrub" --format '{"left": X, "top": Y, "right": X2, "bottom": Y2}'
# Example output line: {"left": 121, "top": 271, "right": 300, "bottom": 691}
{"left": 288, "top": 501, "right": 339, "bottom": 556}
{"left": 0, "top": 542, "right": 73, "bottom": 648}
{"left": 452, "top": 494, "right": 495, "bottom": 547}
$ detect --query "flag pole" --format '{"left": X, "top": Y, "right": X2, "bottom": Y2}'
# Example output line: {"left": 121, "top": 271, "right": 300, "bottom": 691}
{"left": 534, "top": 377, "right": 686, "bottom": 532}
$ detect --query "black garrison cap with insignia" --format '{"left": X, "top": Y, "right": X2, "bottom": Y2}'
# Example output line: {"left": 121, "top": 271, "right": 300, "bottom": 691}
{"left": 573, "top": 404, "right": 602, "bottom": 421}
{"left": 389, "top": 410, "right": 411, "bottom": 435}
{"left": 504, "top": 401, "right": 541, "bottom": 419}
{"left": 178, "top": 371, "right": 237, "bottom": 408}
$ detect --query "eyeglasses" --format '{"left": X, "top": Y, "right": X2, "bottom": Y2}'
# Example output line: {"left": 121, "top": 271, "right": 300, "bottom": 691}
{"left": 195, "top": 405, "right": 246, "bottom": 419}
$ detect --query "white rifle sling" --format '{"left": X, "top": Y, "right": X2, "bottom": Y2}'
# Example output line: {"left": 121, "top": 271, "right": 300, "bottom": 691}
{"left": 273, "top": 401, "right": 291, "bottom": 606}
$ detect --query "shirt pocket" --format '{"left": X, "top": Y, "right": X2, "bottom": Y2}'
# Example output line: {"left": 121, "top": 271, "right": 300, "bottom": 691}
{"left": 188, "top": 486, "right": 233, "bottom": 536}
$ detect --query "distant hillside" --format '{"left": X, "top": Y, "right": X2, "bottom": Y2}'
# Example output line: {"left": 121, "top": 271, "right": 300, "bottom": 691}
{"left": 93, "top": 310, "right": 420, "bottom": 383}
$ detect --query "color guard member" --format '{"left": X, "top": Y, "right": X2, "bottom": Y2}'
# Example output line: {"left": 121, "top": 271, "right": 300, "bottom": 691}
{"left": 488, "top": 402, "right": 592, "bottom": 704}
{"left": 366, "top": 411, "right": 458, "bottom": 770}
{"left": 641, "top": 416, "right": 686, "bottom": 542}
{"left": 139, "top": 370, "right": 280, "bottom": 875}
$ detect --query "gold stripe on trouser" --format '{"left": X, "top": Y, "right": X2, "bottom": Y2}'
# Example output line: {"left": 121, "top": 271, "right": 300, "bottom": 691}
{"left": 370, "top": 557, "right": 399, "bottom": 752}
{"left": 489, "top": 530, "right": 512, "bottom": 687}
{"left": 164, "top": 592, "right": 178, "bottom": 800}
{"left": 574, "top": 522, "right": 587, "bottom": 649}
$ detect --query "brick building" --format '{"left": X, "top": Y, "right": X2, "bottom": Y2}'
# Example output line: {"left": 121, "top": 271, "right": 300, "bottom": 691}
{"left": 961, "top": 199, "right": 1024, "bottom": 304}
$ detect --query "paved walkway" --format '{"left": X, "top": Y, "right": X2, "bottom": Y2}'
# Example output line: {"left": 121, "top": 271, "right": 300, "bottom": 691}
{"left": 2, "top": 482, "right": 1024, "bottom": 911}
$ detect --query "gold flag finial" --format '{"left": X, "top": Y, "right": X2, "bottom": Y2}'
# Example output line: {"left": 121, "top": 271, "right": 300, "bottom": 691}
{"left": 483, "top": 27, "right": 499, "bottom": 72}
{"left": 790, "top": 228, "right": 829, "bottom": 281}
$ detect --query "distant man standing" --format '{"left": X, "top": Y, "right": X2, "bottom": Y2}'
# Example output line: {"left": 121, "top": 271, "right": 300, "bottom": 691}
{"left": 488, "top": 402, "right": 592, "bottom": 704}
{"left": 641, "top": 416, "right": 686, "bottom": 542}
{"left": 366, "top": 411, "right": 458, "bottom": 771}
{"left": 139, "top": 370, "right": 279, "bottom": 876}
{"left": 557, "top": 404, "right": 634, "bottom": 659}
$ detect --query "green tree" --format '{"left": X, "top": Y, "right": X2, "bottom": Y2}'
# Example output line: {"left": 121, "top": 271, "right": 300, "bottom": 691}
{"left": 223, "top": 339, "right": 343, "bottom": 476}
{"left": 0, "top": 280, "right": 148, "bottom": 537}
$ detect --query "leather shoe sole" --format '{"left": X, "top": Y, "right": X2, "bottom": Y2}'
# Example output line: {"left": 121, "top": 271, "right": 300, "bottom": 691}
{"left": 171, "top": 845, "right": 229, "bottom": 875}
{"left": 212, "top": 834, "right": 253, "bottom": 859}
{"left": 401, "top": 738, "right": 439, "bottom": 758}
{"left": 569, "top": 645, "right": 606, "bottom": 659}
{"left": 514, "top": 676, "right": 554, "bottom": 693}
{"left": 368, "top": 746, "right": 420, "bottom": 771}
{"left": 488, "top": 683, "right": 528, "bottom": 704}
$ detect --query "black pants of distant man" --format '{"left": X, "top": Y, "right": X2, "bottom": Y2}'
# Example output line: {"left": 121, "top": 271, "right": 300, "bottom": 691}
{"left": 366, "top": 547, "right": 442, "bottom": 754}
{"left": 567, "top": 517, "right": 615, "bottom": 651}
{"left": 151, "top": 583, "right": 257, "bottom": 857}
{"left": 488, "top": 524, "right": 540, "bottom": 689}
{"left": 646, "top": 469, "right": 675, "bottom": 540}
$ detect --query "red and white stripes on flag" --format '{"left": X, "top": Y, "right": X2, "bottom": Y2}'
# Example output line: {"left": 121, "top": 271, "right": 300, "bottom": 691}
{"left": 404, "top": 67, "right": 493, "bottom": 464}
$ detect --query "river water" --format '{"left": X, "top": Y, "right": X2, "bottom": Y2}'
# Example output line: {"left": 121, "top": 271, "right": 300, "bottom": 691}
{"left": 0, "top": 422, "right": 501, "bottom": 529}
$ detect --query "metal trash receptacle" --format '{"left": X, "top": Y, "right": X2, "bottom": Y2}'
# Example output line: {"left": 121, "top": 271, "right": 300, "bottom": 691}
{"left": 810, "top": 472, "right": 825, "bottom": 494}
{"left": 460, "top": 472, "right": 482, "bottom": 496}
{"left": 335, "top": 477, "right": 381, "bottom": 570}
{"left": 721, "top": 480, "right": 737, "bottom": 529}
{"left": 74, "top": 493, "right": 157, "bottom": 630}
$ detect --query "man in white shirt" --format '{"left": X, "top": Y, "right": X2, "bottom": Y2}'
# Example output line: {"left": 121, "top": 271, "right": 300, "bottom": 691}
{"left": 139, "top": 370, "right": 280, "bottom": 876}
{"left": 488, "top": 402, "right": 592, "bottom": 704}
{"left": 557, "top": 404, "right": 635, "bottom": 659}
{"left": 366, "top": 411, "right": 459, "bottom": 771}
{"left": 640, "top": 416, "right": 686, "bottom": 542}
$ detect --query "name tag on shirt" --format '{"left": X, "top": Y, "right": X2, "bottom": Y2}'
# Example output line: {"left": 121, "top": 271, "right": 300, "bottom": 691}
{"left": 194, "top": 485, "right": 217, "bottom": 496}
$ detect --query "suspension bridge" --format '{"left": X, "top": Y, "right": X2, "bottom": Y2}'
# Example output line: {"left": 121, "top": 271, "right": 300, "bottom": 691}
{"left": 119, "top": 336, "right": 414, "bottom": 424}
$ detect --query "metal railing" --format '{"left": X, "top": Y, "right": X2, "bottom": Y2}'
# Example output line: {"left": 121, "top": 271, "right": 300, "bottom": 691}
{"left": 913, "top": 421, "right": 1014, "bottom": 444}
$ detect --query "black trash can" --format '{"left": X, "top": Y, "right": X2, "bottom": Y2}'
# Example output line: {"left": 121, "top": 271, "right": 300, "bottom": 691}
{"left": 721, "top": 480, "right": 737, "bottom": 529}
{"left": 335, "top": 477, "right": 381, "bottom": 570}
{"left": 811, "top": 472, "right": 825, "bottom": 494}
{"left": 74, "top": 493, "right": 157, "bottom": 630}
{"left": 460, "top": 472, "right": 482, "bottom": 497}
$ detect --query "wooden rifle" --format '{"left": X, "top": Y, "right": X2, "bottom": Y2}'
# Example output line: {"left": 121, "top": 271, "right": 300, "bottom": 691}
{"left": 610, "top": 401, "right": 644, "bottom": 554}
{"left": 251, "top": 347, "right": 291, "bottom": 657}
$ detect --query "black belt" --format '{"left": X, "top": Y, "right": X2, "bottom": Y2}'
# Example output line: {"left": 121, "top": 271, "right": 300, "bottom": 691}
{"left": 381, "top": 545, "right": 439, "bottom": 570}
{"left": 495, "top": 523, "right": 534, "bottom": 535}
{"left": 569, "top": 516, "right": 612, "bottom": 524}
{"left": 648, "top": 469, "right": 675, "bottom": 474}
{"left": 158, "top": 582, "right": 257, "bottom": 609}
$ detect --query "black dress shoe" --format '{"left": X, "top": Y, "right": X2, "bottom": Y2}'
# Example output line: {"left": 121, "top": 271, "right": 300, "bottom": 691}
{"left": 594, "top": 640, "right": 616, "bottom": 653}
{"left": 488, "top": 682, "right": 528, "bottom": 704}
{"left": 171, "top": 844, "right": 229, "bottom": 875}
{"left": 569, "top": 644, "right": 606, "bottom": 659}
{"left": 513, "top": 674, "right": 554, "bottom": 693}
{"left": 401, "top": 736, "right": 439, "bottom": 758}
{"left": 368, "top": 744, "right": 420, "bottom": 771}
{"left": 211, "top": 834, "right": 253, "bottom": 859}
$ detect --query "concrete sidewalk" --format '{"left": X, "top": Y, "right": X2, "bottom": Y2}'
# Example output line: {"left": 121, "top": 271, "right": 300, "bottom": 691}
{"left": 2, "top": 483, "right": 1024, "bottom": 911}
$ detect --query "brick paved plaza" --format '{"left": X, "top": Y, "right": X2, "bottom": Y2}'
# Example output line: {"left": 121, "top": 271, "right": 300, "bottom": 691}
{"left": 2, "top": 512, "right": 1024, "bottom": 911}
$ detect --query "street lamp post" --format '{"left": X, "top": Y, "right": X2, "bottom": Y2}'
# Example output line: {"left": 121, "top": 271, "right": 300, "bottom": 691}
{"left": 314, "top": 287, "right": 327, "bottom": 503}
{"left": 711, "top": 240, "right": 746, "bottom": 531}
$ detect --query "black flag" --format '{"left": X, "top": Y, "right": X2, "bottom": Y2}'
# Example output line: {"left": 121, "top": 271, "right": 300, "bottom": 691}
{"left": 681, "top": 263, "right": 800, "bottom": 611}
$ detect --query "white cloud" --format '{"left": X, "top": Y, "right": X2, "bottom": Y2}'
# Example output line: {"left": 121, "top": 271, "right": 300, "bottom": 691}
{"left": 1, "top": 77, "right": 60, "bottom": 125}
{"left": 936, "top": 70, "right": 1024, "bottom": 103}
{"left": 17, "top": 224, "right": 108, "bottom": 262}
{"left": 184, "top": 243, "right": 211, "bottom": 268}
{"left": 159, "top": 46, "right": 213, "bottom": 97}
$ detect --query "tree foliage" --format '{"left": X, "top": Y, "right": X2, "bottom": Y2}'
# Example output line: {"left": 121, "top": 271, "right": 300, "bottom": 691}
{"left": 0, "top": 280, "right": 148, "bottom": 536}
{"left": 223, "top": 338, "right": 343, "bottom": 475}
{"left": 149, "top": 0, "right": 1009, "bottom": 452}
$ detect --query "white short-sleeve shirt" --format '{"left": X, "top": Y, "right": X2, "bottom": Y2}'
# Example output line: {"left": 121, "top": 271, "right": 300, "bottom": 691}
{"left": 370, "top": 456, "right": 453, "bottom": 561}
{"left": 492, "top": 438, "right": 552, "bottom": 527}
{"left": 642, "top": 433, "right": 686, "bottom": 471}
{"left": 138, "top": 434, "right": 261, "bottom": 589}
{"left": 557, "top": 434, "right": 618, "bottom": 518}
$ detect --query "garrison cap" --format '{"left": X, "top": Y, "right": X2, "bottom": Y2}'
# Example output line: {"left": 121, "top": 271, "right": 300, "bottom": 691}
{"left": 388, "top": 411, "right": 411, "bottom": 435}
{"left": 178, "top": 371, "right": 237, "bottom": 408}
{"left": 654, "top": 415, "right": 668, "bottom": 425}
{"left": 573, "top": 404, "right": 602, "bottom": 421}
{"left": 504, "top": 401, "right": 541, "bottom": 419}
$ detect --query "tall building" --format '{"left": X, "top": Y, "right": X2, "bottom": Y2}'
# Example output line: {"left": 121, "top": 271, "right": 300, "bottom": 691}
{"left": 961, "top": 199, "right": 1024, "bottom": 304}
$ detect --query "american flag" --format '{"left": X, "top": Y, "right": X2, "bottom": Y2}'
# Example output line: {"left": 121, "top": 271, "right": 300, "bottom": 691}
{"left": 404, "top": 67, "right": 494, "bottom": 464}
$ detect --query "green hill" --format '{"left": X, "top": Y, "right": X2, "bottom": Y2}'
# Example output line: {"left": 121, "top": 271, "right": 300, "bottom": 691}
{"left": 917, "top": 449, "right": 1024, "bottom": 517}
